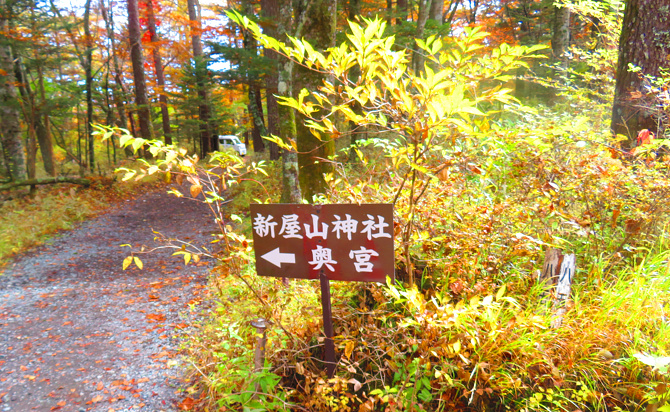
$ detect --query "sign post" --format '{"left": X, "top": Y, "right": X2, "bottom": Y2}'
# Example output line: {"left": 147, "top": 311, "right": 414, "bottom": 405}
{"left": 250, "top": 204, "right": 394, "bottom": 377}
{"left": 319, "top": 271, "right": 336, "bottom": 377}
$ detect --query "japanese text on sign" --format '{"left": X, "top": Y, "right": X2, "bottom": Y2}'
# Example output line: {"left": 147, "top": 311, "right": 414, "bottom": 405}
{"left": 250, "top": 204, "right": 394, "bottom": 282}
{"left": 253, "top": 213, "right": 390, "bottom": 273}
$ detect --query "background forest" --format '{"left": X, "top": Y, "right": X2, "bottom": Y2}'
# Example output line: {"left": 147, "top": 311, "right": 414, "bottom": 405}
{"left": 2, "top": 0, "right": 670, "bottom": 411}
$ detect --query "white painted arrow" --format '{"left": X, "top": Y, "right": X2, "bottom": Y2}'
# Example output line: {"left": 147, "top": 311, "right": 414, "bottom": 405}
{"left": 261, "top": 247, "right": 296, "bottom": 268}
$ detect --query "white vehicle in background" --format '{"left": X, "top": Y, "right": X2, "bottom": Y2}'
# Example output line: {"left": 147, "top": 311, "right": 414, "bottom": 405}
{"left": 217, "top": 135, "right": 247, "bottom": 156}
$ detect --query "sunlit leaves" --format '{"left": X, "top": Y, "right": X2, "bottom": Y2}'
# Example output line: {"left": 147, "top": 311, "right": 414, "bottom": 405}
{"left": 122, "top": 255, "right": 143, "bottom": 270}
{"left": 189, "top": 183, "right": 202, "bottom": 198}
{"left": 173, "top": 250, "right": 192, "bottom": 265}
{"left": 122, "top": 256, "right": 132, "bottom": 270}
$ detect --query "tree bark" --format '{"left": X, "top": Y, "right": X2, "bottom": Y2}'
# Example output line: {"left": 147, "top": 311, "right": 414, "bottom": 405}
{"left": 100, "top": 0, "right": 130, "bottom": 135}
{"left": 34, "top": 71, "right": 55, "bottom": 176}
{"left": 347, "top": 0, "right": 361, "bottom": 19}
{"left": 83, "top": 0, "right": 95, "bottom": 170}
{"left": 187, "top": 0, "right": 213, "bottom": 157}
{"left": 466, "top": 0, "right": 479, "bottom": 23}
{"left": 14, "top": 53, "right": 55, "bottom": 178}
{"left": 295, "top": 0, "right": 337, "bottom": 200}
{"left": 243, "top": 0, "right": 266, "bottom": 153}
{"left": 251, "top": 85, "right": 266, "bottom": 152}
{"left": 0, "top": 0, "right": 26, "bottom": 181}
{"left": 30, "top": 1, "right": 55, "bottom": 176}
{"left": 260, "top": 0, "right": 280, "bottom": 160}
{"left": 397, "top": 0, "right": 408, "bottom": 24}
{"left": 413, "top": 0, "right": 432, "bottom": 73}
{"left": 551, "top": 4, "right": 570, "bottom": 70}
{"left": 386, "top": 0, "right": 393, "bottom": 25}
{"left": 247, "top": 85, "right": 267, "bottom": 152}
{"left": 444, "top": 0, "right": 461, "bottom": 28}
{"left": 277, "top": 0, "right": 304, "bottom": 203}
{"left": 14, "top": 57, "right": 38, "bottom": 180}
{"left": 610, "top": 0, "right": 670, "bottom": 146}
{"left": 429, "top": 0, "right": 444, "bottom": 23}
{"left": 127, "top": 0, "right": 154, "bottom": 142}
{"left": 145, "top": 0, "right": 172, "bottom": 145}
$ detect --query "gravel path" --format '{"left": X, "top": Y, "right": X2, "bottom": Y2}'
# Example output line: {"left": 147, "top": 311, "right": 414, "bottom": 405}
{"left": 0, "top": 187, "right": 216, "bottom": 411}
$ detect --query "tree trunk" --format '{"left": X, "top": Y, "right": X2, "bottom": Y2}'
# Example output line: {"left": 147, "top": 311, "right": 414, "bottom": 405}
{"left": 295, "top": 0, "right": 337, "bottom": 201}
{"left": 0, "top": 0, "right": 26, "bottom": 181}
{"left": 260, "top": 0, "right": 280, "bottom": 160}
{"left": 429, "top": 0, "right": 444, "bottom": 22}
{"left": 243, "top": 0, "right": 266, "bottom": 153}
{"left": 14, "top": 53, "right": 54, "bottom": 177}
{"left": 14, "top": 57, "right": 38, "bottom": 181}
{"left": 250, "top": 85, "right": 266, "bottom": 152}
{"left": 265, "top": 92, "right": 280, "bottom": 160}
{"left": 84, "top": 0, "right": 94, "bottom": 170}
{"left": 127, "top": 0, "right": 154, "bottom": 142}
{"left": 610, "top": 0, "right": 670, "bottom": 146}
{"left": 444, "top": 0, "right": 461, "bottom": 27}
{"left": 100, "top": 0, "right": 130, "bottom": 135}
{"left": 247, "top": 86, "right": 266, "bottom": 153}
{"left": 145, "top": 0, "right": 172, "bottom": 145}
{"left": 187, "top": 0, "right": 213, "bottom": 158}
{"left": 466, "top": 0, "right": 479, "bottom": 23}
{"left": 397, "top": 0, "right": 408, "bottom": 24}
{"left": 277, "top": 0, "right": 303, "bottom": 203}
{"left": 413, "top": 0, "right": 432, "bottom": 73}
{"left": 551, "top": 4, "right": 570, "bottom": 70}
{"left": 25, "top": 117, "right": 37, "bottom": 182}
{"left": 348, "top": 0, "right": 361, "bottom": 19}
{"left": 31, "top": 1, "right": 55, "bottom": 176}
{"left": 386, "top": 0, "right": 393, "bottom": 25}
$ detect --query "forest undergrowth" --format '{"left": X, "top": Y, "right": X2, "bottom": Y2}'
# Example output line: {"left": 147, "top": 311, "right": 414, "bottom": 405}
{"left": 101, "top": 18, "right": 670, "bottom": 412}
{"left": 179, "top": 111, "right": 670, "bottom": 412}
{"left": 0, "top": 172, "right": 162, "bottom": 264}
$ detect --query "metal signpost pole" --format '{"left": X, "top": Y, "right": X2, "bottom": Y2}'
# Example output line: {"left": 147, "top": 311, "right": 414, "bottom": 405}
{"left": 319, "top": 270, "right": 336, "bottom": 378}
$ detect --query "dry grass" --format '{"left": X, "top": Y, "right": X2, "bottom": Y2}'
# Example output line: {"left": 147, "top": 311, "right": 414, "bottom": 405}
{"left": 0, "top": 175, "right": 161, "bottom": 264}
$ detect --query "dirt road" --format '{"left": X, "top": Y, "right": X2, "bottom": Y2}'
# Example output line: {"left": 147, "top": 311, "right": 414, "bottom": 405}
{"left": 0, "top": 187, "right": 216, "bottom": 411}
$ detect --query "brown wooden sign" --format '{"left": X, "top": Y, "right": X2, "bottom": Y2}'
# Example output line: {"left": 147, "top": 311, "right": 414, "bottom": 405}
{"left": 250, "top": 204, "right": 394, "bottom": 283}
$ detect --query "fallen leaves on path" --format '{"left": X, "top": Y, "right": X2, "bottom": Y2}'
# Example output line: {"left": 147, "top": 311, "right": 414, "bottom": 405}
{"left": 0, "top": 188, "right": 214, "bottom": 411}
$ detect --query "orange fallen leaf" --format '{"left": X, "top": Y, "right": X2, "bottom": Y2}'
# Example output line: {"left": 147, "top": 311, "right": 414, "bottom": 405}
{"left": 146, "top": 313, "right": 166, "bottom": 322}
{"left": 178, "top": 397, "right": 195, "bottom": 410}
{"left": 91, "top": 394, "right": 103, "bottom": 403}
{"left": 96, "top": 382, "right": 104, "bottom": 391}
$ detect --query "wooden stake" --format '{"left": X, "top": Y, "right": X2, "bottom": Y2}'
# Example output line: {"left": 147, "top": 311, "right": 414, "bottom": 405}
{"left": 319, "top": 271, "right": 336, "bottom": 378}
{"left": 538, "top": 248, "right": 575, "bottom": 327}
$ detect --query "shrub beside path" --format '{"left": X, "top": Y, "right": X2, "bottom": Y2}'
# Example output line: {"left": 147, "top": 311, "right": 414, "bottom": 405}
{"left": 0, "top": 187, "right": 214, "bottom": 411}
